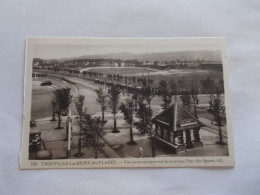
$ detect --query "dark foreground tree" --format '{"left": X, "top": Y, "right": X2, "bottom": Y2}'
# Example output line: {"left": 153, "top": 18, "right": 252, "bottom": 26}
{"left": 54, "top": 87, "right": 72, "bottom": 129}
{"left": 95, "top": 87, "right": 108, "bottom": 123}
{"left": 135, "top": 100, "right": 152, "bottom": 134}
{"left": 74, "top": 95, "right": 85, "bottom": 157}
{"left": 81, "top": 113, "right": 104, "bottom": 159}
{"left": 119, "top": 98, "right": 136, "bottom": 145}
{"left": 108, "top": 85, "right": 121, "bottom": 133}
{"left": 212, "top": 89, "right": 226, "bottom": 145}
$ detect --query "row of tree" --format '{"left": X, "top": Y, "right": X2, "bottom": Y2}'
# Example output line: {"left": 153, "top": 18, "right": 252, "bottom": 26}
{"left": 49, "top": 76, "right": 225, "bottom": 159}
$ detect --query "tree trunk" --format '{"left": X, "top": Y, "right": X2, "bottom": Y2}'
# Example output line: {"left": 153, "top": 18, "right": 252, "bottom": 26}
{"left": 112, "top": 114, "right": 119, "bottom": 133}
{"left": 58, "top": 114, "right": 61, "bottom": 128}
{"left": 94, "top": 150, "right": 98, "bottom": 159}
{"left": 56, "top": 113, "right": 63, "bottom": 129}
{"left": 194, "top": 103, "right": 197, "bottom": 118}
{"left": 128, "top": 123, "right": 135, "bottom": 145}
{"left": 151, "top": 137, "right": 155, "bottom": 157}
{"left": 219, "top": 125, "right": 223, "bottom": 143}
{"left": 217, "top": 117, "right": 225, "bottom": 145}
{"left": 51, "top": 105, "right": 56, "bottom": 121}
{"left": 102, "top": 108, "right": 105, "bottom": 123}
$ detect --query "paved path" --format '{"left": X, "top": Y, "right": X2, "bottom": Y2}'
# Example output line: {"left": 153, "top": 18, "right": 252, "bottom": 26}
{"left": 198, "top": 117, "right": 227, "bottom": 138}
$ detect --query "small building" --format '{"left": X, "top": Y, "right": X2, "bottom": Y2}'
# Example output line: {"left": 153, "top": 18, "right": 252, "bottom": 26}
{"left": 151, "top": 103, "right": 203, "bottom": 153}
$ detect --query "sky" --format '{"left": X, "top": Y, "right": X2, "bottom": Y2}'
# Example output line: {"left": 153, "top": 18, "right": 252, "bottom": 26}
{"left": 33, "top": 39, "right": 223, "bottom": 59}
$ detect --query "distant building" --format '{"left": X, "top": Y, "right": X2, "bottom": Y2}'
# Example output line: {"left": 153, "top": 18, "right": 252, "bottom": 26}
{"left": 151, "top": 103, "right": 203, "bottom": 153}
{"left": 120, "top": 61, "right": 125, "bottom": 67}
{"left": 186, "top": 62, "right": 200, "bottom": 68}
{"left": 199, "top": 60, "right": 223, "bottom": 71}
{"left": 99, "top": 61, "right": 111, "bottom": 67}
{"left": 142, "top": 61, "right": 153, "bottom": 66}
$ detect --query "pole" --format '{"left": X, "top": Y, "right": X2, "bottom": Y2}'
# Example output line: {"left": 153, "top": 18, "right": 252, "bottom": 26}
{"left": 67, "top": 108, "right": 72, "bottom": 158}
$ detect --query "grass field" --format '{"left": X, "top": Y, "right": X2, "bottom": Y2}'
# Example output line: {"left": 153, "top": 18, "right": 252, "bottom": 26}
{"left": 87, "top": 67, "right": 155, "bottom": 75}
{"left": 134, "top": 70, "right": 224, "bottom": 89}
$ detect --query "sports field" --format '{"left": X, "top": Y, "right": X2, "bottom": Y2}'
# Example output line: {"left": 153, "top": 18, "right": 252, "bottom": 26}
{"left": 86, "top": 67, "right": 156, "bottom": 75}
{"left": 133, "top": 69, "right": 224, "bottom": 89}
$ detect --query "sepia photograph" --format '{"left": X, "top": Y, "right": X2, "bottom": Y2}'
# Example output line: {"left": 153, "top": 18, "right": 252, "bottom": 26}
{"left": 20, "top": 37, "right": 234, "bottom": 169}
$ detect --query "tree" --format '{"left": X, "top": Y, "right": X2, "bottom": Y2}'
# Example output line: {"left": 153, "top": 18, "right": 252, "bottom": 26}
{"left": 74, "top": 95, "right": 85, "bottom": 157}
{"left": 212, "top": 88, "right": 226, "bottom": 145}
{"left": 50, "top": 97, "right": 57, "bottom": 121}
{"left": 135, "top": 100, "right": 152, "bottom": 134}
{"left": 81, "top": 113, "right": 104, "bottom": 158}
{"left": 53, "top": 87, "right": 72, "bottom": 129}
{"left": 132, "top": 76, "right": 136, "bottom": 85}
{"left": 141, "top": 85, "right": 154, "bottom": 110}
{"left": 108, "top": 85, "right": 121, "bottom": 133}
{"left": 95, "top": 87, "right": 108, "bottom": 123}
{"left": 119, "top": 98, "right": 136, "bottom": 145}
{"left": 140, "top": 85, "right": 156, "bottom": 157}
{"left": 159, "top": 80, "right": 172, "bottom": 109}
{"left": 170, "top": 80, "right": 178, "bottom": 101}
{"left": 201, "top": 77, "right": 215, "bottom": 111}
{"left": 180, "top": 90, "right": 191, "bottom": 111}
{"left": 132, "top": 93, "right": 138, "bottom": 111}
{"left": 191, "top": 83, "right": 199, "bottom": 117}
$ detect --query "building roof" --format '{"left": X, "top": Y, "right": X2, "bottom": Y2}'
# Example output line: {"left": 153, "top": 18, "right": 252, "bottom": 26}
{"left": 151, "top": 103, "right": 201, "bottom": 131}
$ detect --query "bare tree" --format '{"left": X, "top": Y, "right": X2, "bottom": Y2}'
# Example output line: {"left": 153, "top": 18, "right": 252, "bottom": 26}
{"left": 74, "top": 95, "right": 85, "bottom": 157}
{"left": 108, "top": 85, "right": 121, "bottom": 133}
{"left": 119, "top": 98, "right": 136, "bottom": 145}
{"left": 95, "top": 87, "right": 108, "bottom": 123}
{"left": 53, "top": 87, "right": 72, "bottom": 129}
{"left": 81, "top": 113, "right": 104, "bottom": 158}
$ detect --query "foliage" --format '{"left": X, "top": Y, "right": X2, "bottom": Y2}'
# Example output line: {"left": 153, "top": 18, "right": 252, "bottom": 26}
{"left": 107, "top": 85, "right": 121, "bottom": 133}
{"left": 74, "top": 95, "right": 85, "bottom": 118}
{"left": 74, "top": 95, "right": 85, "bottom": 156}
{"left": 95, "top": 87, "right": 108, "bottom": 122}
{"left": 159, "top": 80, "right": 172, "bottom": 109}
{"left": 135, "top": 100, "right": 153, "bottom": 134}
{"left": 81, "top": 113, "right": 104, "bottom": 158}
{"left": 119, "top": 98, "right": 136, "bottom": 144}
{"left": 180, "top": 90, "right": 192, "bottom": 111}
{"left": 54, "top": 87, "right": 72, "bottom": 113}
{"left": 119, "top": 98, "right": 135, "bottom": 125}
{"left": 140, "top": 85, "right": 154, "bottom": 107}
{"left": 53, "top": 87, "right": 72, "bottom": 128}
{"left": 107, "top": 85, "right": 121, "bottom": 115}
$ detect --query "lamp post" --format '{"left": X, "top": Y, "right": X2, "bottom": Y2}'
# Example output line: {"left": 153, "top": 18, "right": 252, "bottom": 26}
{"left": 66, "top": 108, "right": 72, "bottom": 158}
{"left": 139, "top": 147, "right": 144, "bottom": 158}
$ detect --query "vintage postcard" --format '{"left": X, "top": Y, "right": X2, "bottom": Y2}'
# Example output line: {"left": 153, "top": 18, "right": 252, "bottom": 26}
{"left": 20, "top": 37, "right": 235, "bottom": 169}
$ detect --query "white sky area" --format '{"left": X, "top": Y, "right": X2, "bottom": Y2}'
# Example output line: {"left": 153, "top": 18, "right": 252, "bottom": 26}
{"left": 33, "top": 42, "right": 221, "bottom": 59}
